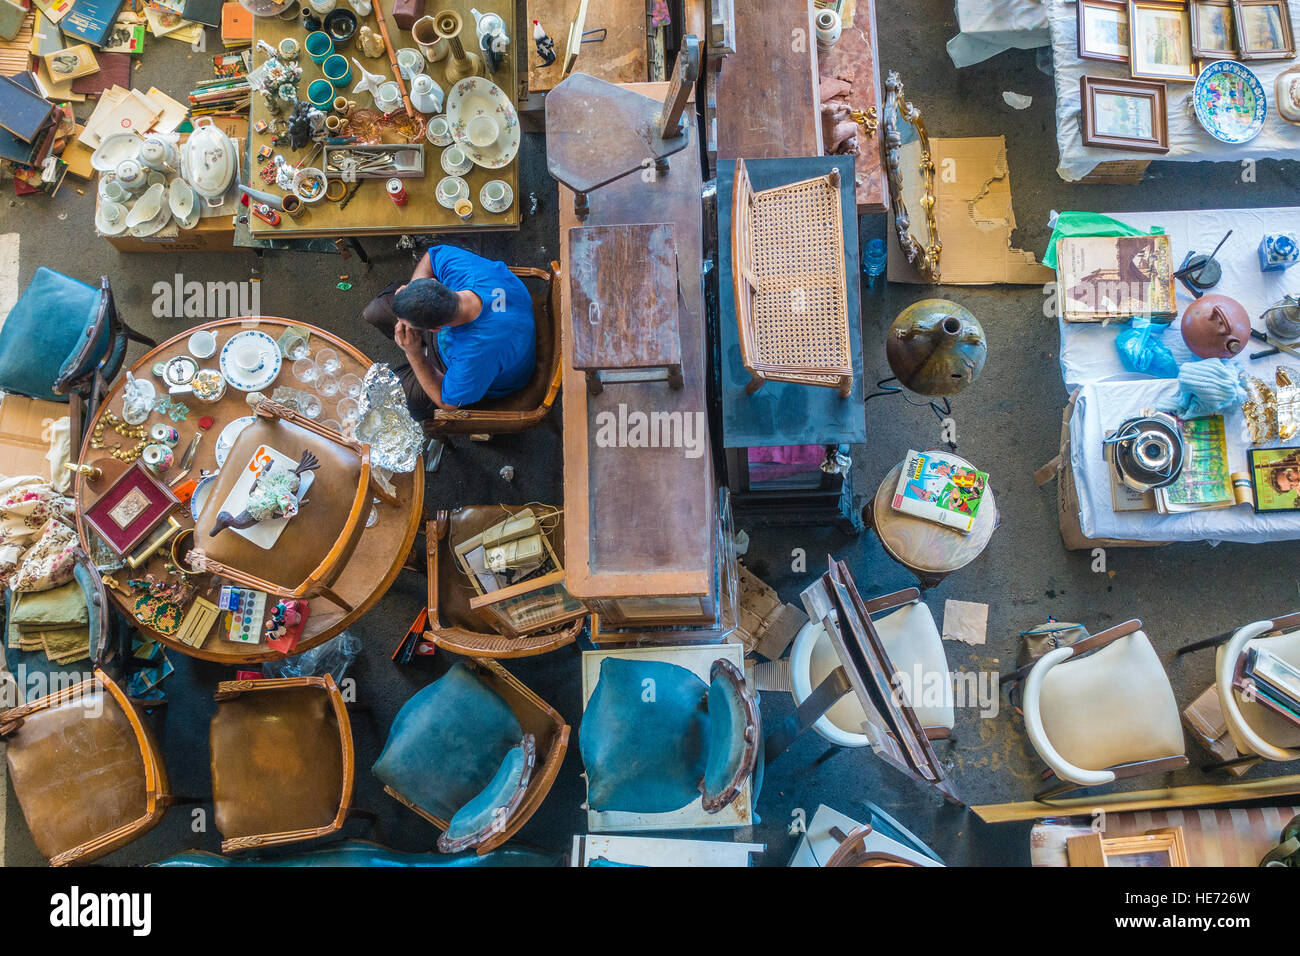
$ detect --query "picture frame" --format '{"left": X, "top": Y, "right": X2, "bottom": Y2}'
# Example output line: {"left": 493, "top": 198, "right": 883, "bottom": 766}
{"left": 1191, "top": 0, "right": 1239, "bottom": 58}
{"left": 1079, "top": 0, "right": 1131, "bottom": 62}
{"left": 1067, "top": 827, "right": 1189, "bottom": 867}
{"left": 1233, "top": 0, "right": 1296, "bottom": 58}
{"left": 1129, "top": 0, "right": 1200, "bottom": 81}
{"left": 82, "top": 461, "right": 180, "bottom": 557}
{"left": 1079, "top": 74, "right": 1171, "bottom": 153}
{"left": 1249, "top": 446, "right": 1300, "bottom": 512}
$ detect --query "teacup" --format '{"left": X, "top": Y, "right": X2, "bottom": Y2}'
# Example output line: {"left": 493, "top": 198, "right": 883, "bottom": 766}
{"left": 425, "top": 115, "right": 453, "bottom": 146}
{"left": 188, "top": 330, "right": 217, "bottom": 359}
{"left": 482, "top": 179, "right": 508, "bottom": 209}
{"left": 100, "top": 179, "right": 129, "bottom": 204}
{"left": 235, "top": 344, "right": 265, "bottom": 375}
{"left": 435, "top": 176, "right": 464, "bottom": 206}
{"left": 396, "top": 47, "right": 424, "bottom": 79}
{"left": 466, "top": 114, "right": 498, "bottom": 148}
{"left": 454, "top": 198, "right": 473, "bottom": 222}
{"left": 376, "top": 81, "right": 402, "bottom": 112}
{"left": 441, "top": 145, "right": 472, "bottom": 176}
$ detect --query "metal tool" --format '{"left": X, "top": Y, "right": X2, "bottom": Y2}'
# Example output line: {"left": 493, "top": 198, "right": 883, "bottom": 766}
{"left": 1251, "top": 327, "right": 1300, "bottom": 362}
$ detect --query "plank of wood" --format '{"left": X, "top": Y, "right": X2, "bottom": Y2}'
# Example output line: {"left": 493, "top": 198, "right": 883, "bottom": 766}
{"left": 526, "top": 0, "right": 647, "bottom": 95}
{"left": 816, "top": 0, "right": 886, "bottom": 212}
{"left": 715, "top": 0, "right": 821, "bottom": 160}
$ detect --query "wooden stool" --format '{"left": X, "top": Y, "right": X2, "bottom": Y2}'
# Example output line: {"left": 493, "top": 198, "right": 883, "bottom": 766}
{"left": 568, "top": 223, "right": 684, "bottom": 395}
{"left": 865, "top": 455, "right": 998, "bottom": 590}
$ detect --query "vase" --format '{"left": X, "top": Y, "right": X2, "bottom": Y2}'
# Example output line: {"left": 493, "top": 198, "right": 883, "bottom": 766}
{"left": 884, "top": 298, "right": 987, "bottom": 397}
{"left": 434, "top": 10, "right": 486, "bottom": 85}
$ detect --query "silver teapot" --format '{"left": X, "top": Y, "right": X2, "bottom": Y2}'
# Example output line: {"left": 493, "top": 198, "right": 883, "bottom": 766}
{"left": 1263, "top": 294, "right": 1300, "bottom": 342}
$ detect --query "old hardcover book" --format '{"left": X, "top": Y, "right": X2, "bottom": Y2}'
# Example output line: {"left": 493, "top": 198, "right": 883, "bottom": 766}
{"left": 1056, "top": 234, "right": 1177, "bottom": 323}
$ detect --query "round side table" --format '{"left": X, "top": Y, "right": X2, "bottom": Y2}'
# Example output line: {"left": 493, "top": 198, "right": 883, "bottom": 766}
{"left": 864, "top": 452, "right": 998, "bottom": 590}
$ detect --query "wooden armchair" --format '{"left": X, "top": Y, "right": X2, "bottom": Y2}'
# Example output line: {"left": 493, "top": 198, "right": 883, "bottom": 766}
{"left": 1017, "top": 619, "right": 1187, "bottom": 800}
{"left": 422, "top": 263, "right": 564, "bottom": 438}
{"left": 373, "top": 659, "right": 569, "bottom": 854}
{"left": 1210, "top": 613, "right": 1300, "bottom": 772}
{"left": 209, "top": 674, "right": 359, "bottom": 853}
{"left": 424, "top": 508, "right": 585, "bottom": 658}
{"left": 0, "top": 668, "right": 174, "bottom": 865}
{"left": 825, "top": 825, "right": 924, "bottom": 867}
{"left": 191, "top": 400, "right": 398, "bottom": 610}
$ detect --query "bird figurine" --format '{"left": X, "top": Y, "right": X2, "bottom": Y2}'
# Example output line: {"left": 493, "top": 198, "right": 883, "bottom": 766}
{"left": 532, "top": 19, "right": 555, "bottom": 66}
{"left": 209, "top": 450, "right": 320, "bottom": 537}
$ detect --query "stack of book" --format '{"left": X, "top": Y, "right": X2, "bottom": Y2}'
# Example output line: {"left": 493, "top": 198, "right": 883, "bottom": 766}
{"left": 187, "top": 74, "right": 249, "bottom": 116}
{"left": 1237, "top": 645, "right": 1300, "bottom": 727}
{"left": 0, "top": 71, "right": 60, "bottom": 175}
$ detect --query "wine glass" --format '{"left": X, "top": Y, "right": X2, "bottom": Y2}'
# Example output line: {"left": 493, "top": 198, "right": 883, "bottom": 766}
{"left": 316, "top": 347, "right": 342, "bottom": 376}
{"left": 317, "top": 372, "right": 340, "bottom": 398}
{"left": 293, "top": 358, "right": 319, "bottom": 384}
{"left": 337, "top": 397, "right": 360, "bottom": 426}
{"left": 301, "top": 394, "right": 322, "bottom": 419}
{"left": 339, "top": 373, "right": 363, "bottom": 399}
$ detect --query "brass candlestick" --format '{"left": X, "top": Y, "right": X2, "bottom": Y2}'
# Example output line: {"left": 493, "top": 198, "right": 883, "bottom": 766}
{"left": 434, "top": 10, "right": 486, "bottom": 85}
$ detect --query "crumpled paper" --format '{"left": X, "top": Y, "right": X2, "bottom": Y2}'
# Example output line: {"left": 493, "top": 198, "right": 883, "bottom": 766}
{"left": 355, "top": 363, "right": 423, "bottom": 473}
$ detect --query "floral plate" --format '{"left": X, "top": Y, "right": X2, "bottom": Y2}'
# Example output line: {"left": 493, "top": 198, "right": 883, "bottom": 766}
{"left": 445, "top": 77, "right": 520, "bottom": 169}
{"left": 1193, "top": 60, "right": 1266, "bottom": 145}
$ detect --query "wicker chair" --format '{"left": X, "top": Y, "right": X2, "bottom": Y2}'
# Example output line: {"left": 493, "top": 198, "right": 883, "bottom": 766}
{"left": 424, "top": 507, "right": 585, "bottom": 658}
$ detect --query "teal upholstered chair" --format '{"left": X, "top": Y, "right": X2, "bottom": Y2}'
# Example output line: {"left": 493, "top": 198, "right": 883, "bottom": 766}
{"left": 151, "top": 839, "right": 564, "bottom": 867}
{"left": 373, "top": 660, "right": 569, "bottom": 854}
{"left": 579, "top": 657, "right": 761, "bottom": 816}
{"left": 0, "top": 269, "right": 154, "bottom": 440}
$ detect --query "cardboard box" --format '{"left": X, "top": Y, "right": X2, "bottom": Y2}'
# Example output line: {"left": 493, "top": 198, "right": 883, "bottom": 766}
{"left": 0, "top": 393, "right": 67, "bottom": 482}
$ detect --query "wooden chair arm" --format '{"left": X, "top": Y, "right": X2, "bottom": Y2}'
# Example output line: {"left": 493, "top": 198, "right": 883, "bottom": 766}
{"left": 1061, "top": 618, "right": 1143, "bottom": 660}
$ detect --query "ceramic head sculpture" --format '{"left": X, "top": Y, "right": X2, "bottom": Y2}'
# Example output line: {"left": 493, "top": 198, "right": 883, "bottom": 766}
{"left": 210, "top": 449, "right": 320, "bottom": 536}
{"left": 1180, "top": 293, "right": 1250, "bottom": 359}
{"left": 885, "top": 298, "right": 987, "bottom": 397}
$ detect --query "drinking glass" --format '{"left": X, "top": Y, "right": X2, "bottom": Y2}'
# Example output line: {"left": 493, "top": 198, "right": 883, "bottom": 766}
{"left": 317, "top": 372, "right": 340, "bottom": 398}
{"left": 337, "top": 397, "right": 360, "bottom": 426}
{"left": 301, "top": 394, "right": 322, "bottom": 419}
{"left": 339, "top": 372, "right": 363, "bottom": 399}
{"left": 293, "top": 358, "right": 319, "bottom": 384}
{"left": 316, "top": 347, "right": 342, "bottom": 375}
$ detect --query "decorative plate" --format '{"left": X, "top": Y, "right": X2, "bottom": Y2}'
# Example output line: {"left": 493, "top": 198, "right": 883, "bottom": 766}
{"left": 445, "top": 77, "right": 520, "bottom": 169}
{"left": 214, "top": 416, "right": 255, "bottom": 468}
{"left": 1193, "top": 60, "right": 1267, "bottom": 145}
{"left": 1277, "top": 64, "right": 1300, "bottom": 124}
{"left": 219, "top": 330, "right": 282, "bottom": 391}
{"left": 91, "top": 133, "right": 142, "bottom": 173}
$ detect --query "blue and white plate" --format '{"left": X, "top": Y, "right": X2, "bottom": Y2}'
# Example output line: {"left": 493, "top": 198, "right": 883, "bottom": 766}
{"left": 219, "top": 330, "right": 282, "bottom": 391}
{"left": 1194, "top": 60, "right": 1267, "bottom": 145}
{"left": 214, "top": 415, "right": 256, "bottom": 468}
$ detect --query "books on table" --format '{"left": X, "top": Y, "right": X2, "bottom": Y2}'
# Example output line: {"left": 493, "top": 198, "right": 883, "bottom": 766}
{"left": 1056, "top": 234, "right": 1178, "bottom": 324}
{"left": 890, "top": 449, "right": 989, "bottom": 534}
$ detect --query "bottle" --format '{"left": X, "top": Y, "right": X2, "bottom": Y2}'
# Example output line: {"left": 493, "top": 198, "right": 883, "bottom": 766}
{"left": 863, "top": 238, "right": 887, "bottom": 279}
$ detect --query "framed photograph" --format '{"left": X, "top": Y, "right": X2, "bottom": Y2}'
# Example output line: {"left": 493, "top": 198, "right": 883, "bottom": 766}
{"left": 82, "top": 461, "right": 180, "bottom": 556}
{"left": 1079, "top": 74, "right": 1171, "bottom": 153}
{"left": 1191, "top": 0, "right": 1239, "bottom": 57}
{"left": 1249, "top": 446, "right": 1300, "bottom": 512}
{"left": 1129, "top": 0, "right": 1199, "bottom": 81}
{"left": 1079, "top": 0, "right": 1132, "bottom": 61}
{"left": 1234, "top": 0, "right": 1296, "bottom": 58}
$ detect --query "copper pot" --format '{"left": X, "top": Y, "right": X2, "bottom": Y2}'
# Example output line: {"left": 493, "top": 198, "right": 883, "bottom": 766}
{"left": 1180, "top": 293, "right": 1250, "bottom": 359}
{"left": 885, "top": 298, "right": 986, "bottom": 397}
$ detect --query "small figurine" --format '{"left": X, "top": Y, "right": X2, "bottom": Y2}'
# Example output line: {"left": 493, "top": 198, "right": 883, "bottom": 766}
{"left": 532, "top": 19, "right": 555, "bottom": 66}
{"left": 287, "top": 101, "right": 316, "bottom": 151}
{"left": 357, "top": 25, "right": 385, "bottom": 58}
{"left": 209, "top": 450, "right": 320, "bottom": 536}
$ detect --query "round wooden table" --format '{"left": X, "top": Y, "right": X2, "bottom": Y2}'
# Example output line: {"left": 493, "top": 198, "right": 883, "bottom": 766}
{"left": 73, "top": 317, "right": 424, "bottom": 663}
{"left": 865, "top": 452, "right": 998, "bottom": 590}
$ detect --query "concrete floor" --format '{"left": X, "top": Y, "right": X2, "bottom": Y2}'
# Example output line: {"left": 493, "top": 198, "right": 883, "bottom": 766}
{"left": 5, "top": 2, "right": 1300, "bottom": 867}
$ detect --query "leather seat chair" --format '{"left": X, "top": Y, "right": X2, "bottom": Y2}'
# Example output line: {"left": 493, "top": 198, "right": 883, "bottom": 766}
{"left": 373, "top": 659, "right": 569, "bottom": 854}
{"left": 0, "top": 668, "right": 172, "bottom": 865}
{"left": 192, "top": 401, "right": 399, "bottom": 610}
{"left": 151, "top": 839, "right": 564, "bottom": 867}
{"left": 579, "top": 656, "right": 761, "bottom": 816}
{"left": 425, "top": 506, "right": 585, "bottom": 658}
{"left": 422, "top": 263, "right": 563, "bottom": 438}
{"left": 1213, "top": 618, "right": 1300, "bottom": 771}
{"left": 0, "top": 269, "right": 154, "bottom": 440}
{"left": 1021, "top": 619, "right": 1187, "bottom": 800}
{"left": 209, "top": 675, "right": 357, "bottom": 853}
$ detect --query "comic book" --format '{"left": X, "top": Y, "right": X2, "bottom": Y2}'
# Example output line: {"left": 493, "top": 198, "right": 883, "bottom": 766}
{"left": 890, "top": 450, "right": 988, "bottom": 534}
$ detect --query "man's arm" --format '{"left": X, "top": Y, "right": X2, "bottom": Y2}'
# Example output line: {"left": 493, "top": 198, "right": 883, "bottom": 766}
{"left": 409, "top": 249, "right": 435, "bottom": 283}
{"left": 396, "top": 320, "right": 459, "bottom": 412}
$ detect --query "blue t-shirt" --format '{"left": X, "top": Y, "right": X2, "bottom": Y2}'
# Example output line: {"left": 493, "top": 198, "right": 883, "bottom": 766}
{"left": 426, "top": 245, "right": 535, "bottom": 407}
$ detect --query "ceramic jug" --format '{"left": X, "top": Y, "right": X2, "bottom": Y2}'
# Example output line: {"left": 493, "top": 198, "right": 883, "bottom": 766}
{"left": 885, "top": 299, "right": 987, "bottom": 396}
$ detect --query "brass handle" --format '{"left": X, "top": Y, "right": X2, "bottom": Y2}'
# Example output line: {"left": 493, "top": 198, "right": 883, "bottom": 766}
{"left": 64, "top": 462, "right": 102, "bottom": 481}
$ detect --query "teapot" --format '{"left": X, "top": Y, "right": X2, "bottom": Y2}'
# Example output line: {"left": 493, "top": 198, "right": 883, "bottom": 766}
{"left": 139, "top": 135, "right": 177, "bottom": 173}
{"left": 1263, "top": 293, "right": 1300, "bottom": 342}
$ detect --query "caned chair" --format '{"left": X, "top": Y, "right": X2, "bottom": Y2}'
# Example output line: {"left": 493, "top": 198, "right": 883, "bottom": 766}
{"left": 191, "top": 400, "right": 399, "bottom": 610}
{"left": 1209, "top": 615, "right": 1300, "bottom": 772}
{"left": 209, "top": 674, "right": 361, "bottom": 853}
{"left": 422, "top": 263, "right": 564, "bottom": 439}
{"left": 373, "top": 659, "right": 569, "bottom": 854}
{"left": 1019, "top": 619, "right": 1187, "bottom": 800}
{"left": 0, "top": 668, "right": 175, "bottom": 865}
{"left": 0, "top": 269, "right": 155, "bottom": 441}
{"left": 731, "top": 158, "right": 853, "bottom": 397}
{"left": 424, "top": 508, "right": 585, "bottom": 658}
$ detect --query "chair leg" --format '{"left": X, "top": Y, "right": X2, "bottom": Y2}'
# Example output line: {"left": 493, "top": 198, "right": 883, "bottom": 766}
{"left": 346, "top": 807, "right": 377, "bottom": 822}
{"left": 160, "top": 795, "right": 204, "bottom": 808}
{"left": 1202, "top": 753, "right": 1261, "bottom": 773}
{"left": 1175, "top": 631, "right": 1233, "bottom": 657}
{"left": 1035, "top": 774, "right": 1082, "bottom": 801}
{"left": 315, "top": 584, "right": 354, "bottom": 612}
{"left": 119, "top": 319, "right": 157, "bottom": 348}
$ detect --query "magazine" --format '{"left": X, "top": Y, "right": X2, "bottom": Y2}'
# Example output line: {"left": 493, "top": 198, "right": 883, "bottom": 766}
{"left": 1154, "top": 415, "right": 1246, "bottom": 513}
{"left": 1249, "top": 446, "right": 1300, "bottom": 513}
{"left": 890, "top": 450, "right": 988, "bottom": 534}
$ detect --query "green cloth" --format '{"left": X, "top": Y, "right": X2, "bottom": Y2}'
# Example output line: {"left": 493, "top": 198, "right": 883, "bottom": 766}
{"left": 10, "top": 581, "right": 87, "bottom": 631}
{"left": 1042, "top": 211, "right": 1167, "bottom": 270}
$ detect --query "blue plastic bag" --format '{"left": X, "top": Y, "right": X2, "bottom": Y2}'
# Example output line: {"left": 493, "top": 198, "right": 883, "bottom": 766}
{"left": 1116, "top": 318, "right": 1179, "bottom": 379}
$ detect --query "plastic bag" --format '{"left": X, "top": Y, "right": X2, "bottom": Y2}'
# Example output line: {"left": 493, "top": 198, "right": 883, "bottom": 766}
{"left": 1042, "top": 210, "right": 1165, "bottom": 270}
{"left": 1116, "top": 318, "right": 1180, "bottom": 379}
{"left": 262, "top": 630, "right": 362, "bottom": 681}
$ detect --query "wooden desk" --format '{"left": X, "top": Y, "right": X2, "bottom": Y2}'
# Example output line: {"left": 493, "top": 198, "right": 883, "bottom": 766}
{"left": 817, "top": 0, "right": 887, "bottom": 212}
{"left": 524, "top": 0, "right": 648, "bottom": 96}
{"left": 73, "top": 318, "right": 424, "bottom": 663}
{"left": 714, "top": 0, "right": 821, "bottom": 160}
{"left": 247, "top": 0, "right": 519, "bottom": 238}
{"left": 558, "top": 82, "right": 715, "bottom": 613}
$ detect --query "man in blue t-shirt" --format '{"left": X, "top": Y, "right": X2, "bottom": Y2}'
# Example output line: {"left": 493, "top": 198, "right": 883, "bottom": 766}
{"left": 362, "top": 244, "right": 536, "bottom": 418}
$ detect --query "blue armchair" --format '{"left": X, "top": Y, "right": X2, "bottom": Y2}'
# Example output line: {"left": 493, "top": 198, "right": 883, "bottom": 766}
{"left": 579, "top": 656, "right": 761, "bottom": 816}
{"left": 372, "top": 660, "right": 569, "bottom": 854}
{"left": 0, "top": 268, "right": 155, "bottom": 440}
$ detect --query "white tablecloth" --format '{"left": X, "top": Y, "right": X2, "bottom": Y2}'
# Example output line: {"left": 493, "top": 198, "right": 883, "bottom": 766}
{"left": 1058, "top": 206, "right": 1300, "bottom": 544}
{"left": 1048, "top": 0, "right": 1300, "bottom": 181}
{"left": 948, "top": 0, "right": 1051, "bottom": 68}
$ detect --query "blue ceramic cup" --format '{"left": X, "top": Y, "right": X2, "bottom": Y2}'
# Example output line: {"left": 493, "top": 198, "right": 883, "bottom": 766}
{"left": 322, "top": 53, "right": 352, "bottom": 88}
{"left": 307, "top": 79, "right": 336, "bottom": 110}
{"left": 305, "top": 31, "right": 334, "bottom": 63}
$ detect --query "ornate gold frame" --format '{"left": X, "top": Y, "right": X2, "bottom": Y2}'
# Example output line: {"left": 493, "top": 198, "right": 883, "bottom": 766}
{"left": 883, "top": 72, "right": 941, "bottom": 283}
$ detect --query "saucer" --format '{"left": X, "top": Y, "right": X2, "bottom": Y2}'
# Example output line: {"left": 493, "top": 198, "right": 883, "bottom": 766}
{"left": 126, "top": 203, "right": 172, "bottom": 238}
{"left": 95, "top": 200, "right": 129, "bottom": 236}
{"left": 425, "top": 114, "right": 454, "bottom": 147}
{"left": 214, "top": 416, "right": 256, "bottom": 468}
{"left": 479, "top": 179, "right": 513, "bottom": 214}
{"left": 440, "top": 147, "right": 473, "bottom": 176}
{"left": 219, "top": 329, "right": 282, "bottom": 391}
{"left": 446, "top": 77, "right": 520, "bottom": 169}
{"left": 436, "top": 175, "right": 469, "bottom": 209}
